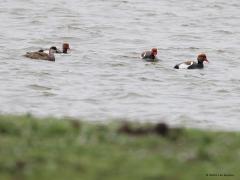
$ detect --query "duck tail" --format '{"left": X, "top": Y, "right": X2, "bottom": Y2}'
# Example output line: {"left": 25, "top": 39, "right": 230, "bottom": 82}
{"left": 174, "top": 65, "right": 179, "bottom": 69}
{"left": 23, "top": 53, "right": 30, "bottom": 57}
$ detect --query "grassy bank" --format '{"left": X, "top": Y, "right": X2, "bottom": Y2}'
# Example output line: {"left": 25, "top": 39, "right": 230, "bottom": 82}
{"left": 0, "top": 115, "right": 239, "bottom": 180}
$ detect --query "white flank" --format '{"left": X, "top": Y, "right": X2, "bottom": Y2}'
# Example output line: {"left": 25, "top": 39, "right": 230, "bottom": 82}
{"left": 178, "top": 62, "right": 193, "bottom": 69}
{"left": 141, "top": 52, "right": 146, "bottom": 59}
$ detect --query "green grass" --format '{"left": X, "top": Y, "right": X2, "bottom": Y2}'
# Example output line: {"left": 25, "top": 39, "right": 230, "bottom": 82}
{"left": 0, "top": 114, "right": 239, "bottom": 180}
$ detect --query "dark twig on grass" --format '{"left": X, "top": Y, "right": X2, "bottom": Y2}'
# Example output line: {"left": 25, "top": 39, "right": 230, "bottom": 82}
{"left": 118, "top": 123, "right": 169, "bottom": 136}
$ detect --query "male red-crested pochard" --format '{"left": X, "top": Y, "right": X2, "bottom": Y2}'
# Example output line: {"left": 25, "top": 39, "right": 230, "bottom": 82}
{"left": 24, "top": 46, "right": 58, "bottom": 61}
{"left": 174, "top": 53, "right": 209, "bottom": 69}
{"left": 61, "top": 43, "right": 70, "bottom": 54}
{"left": 141, "top": 48, "right": 158, "bottom": 61}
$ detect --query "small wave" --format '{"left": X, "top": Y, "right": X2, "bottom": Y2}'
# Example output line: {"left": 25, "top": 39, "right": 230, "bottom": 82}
{"left": 109, "top": 63, "right": 127, "bottom": 67}
{"left": 28, "top": 84, "right": 52, "bottom": 91}
{"left": 163, "top": 12, "right": 177, "bottom": 17}
{"left": 42, "top": 91, "right": 56, "bottom": 97}
{"left": 139, "top": 77, "right": 162, "bottom": 82}
{"left": 216, "top": 89, "right": 229, "bottom": 93}
{"left": 119, "top": 92, "right": 153, "bottom": 99}
{"left": 214, "top": 30, "right": 233, "bottom": 35}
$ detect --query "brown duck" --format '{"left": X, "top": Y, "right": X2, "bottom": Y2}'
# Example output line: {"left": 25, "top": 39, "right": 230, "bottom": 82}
{"left": 24, "top": 47, "right": 58, "bottom": 61}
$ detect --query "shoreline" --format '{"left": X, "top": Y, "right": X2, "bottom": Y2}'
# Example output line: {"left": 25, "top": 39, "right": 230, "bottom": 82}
{"left": 0, "top": 114, "right": 239, "bottom": 179}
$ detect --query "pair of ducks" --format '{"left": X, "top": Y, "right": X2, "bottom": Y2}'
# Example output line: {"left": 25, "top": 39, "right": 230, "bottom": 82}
{"left": 141, "top": 48, "right": 209, "bottom": 69}
{"left": 24, "top": 43, "right": 70, "bottom": 61}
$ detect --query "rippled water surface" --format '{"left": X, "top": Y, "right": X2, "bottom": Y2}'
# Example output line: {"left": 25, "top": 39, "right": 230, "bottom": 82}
{"left": 0, "top": 0, "right": 240, "bottom": 130}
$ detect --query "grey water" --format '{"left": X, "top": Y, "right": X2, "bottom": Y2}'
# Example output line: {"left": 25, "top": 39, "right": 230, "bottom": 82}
{"left": 0, "top": 0, "right": 239, "bottom": 130}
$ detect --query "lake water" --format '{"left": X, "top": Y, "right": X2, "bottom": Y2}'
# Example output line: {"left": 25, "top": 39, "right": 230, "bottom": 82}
{"left": 0, "top": 0, "right": 239, "bottom": 130}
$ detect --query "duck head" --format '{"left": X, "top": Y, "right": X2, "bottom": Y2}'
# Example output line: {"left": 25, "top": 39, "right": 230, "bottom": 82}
{"left": 62, "top": 43, "right": 70, "bottom": 53}
{"left": 50, "top": 46, "right": 61, "bottom": 53}
{"left": 197, "top": 53, "right": 208, "bottom": 63}
{"left": 48, "top": 47, "right": 58, "bottom": 61}
{"left": 151, "top": 48, "right": 158, "bottom": 56}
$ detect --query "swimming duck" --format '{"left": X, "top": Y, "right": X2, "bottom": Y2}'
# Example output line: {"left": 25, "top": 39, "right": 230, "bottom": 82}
{"left": 24, "top": 47, "right": 58, "bottom": 61}
{"left": 61, "top": 43, "right": 70, "bottom": 54}
{"left": 39, "top": 43, "right": 70, "bottom": 54}
{"left": 141, "top": 48, "right": 158, "bottom": 61}
{"left": 174, "top": 53, "right": 209, "bottom": 69}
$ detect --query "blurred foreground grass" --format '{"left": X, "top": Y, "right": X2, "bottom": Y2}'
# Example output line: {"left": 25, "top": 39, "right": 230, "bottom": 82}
{"left": 0, "top": 115, "right": 239, "bottom": 180}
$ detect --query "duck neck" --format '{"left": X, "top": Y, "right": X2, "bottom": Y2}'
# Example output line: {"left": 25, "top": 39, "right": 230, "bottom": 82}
{"left": 197, "top": 60, "right": 204, "bottom": 68}
{"left": 150, "top": 53, "right": 155, "bottom": 59}
{"left": 49, "top": 50, "right": 55, "bottom": 61}
{"left": 62, "top": 48, "right": 68, "bottom": 54}
{"left": 198, "top": 60, "right": 203, "bottom": 64}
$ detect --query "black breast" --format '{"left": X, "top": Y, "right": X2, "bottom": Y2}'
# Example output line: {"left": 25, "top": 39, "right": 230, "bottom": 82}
{"left": 141, "top": 51, "right": 155, "bottom": 60}
{"left": 188, "top": 62, "right": 203, "bottom": 69}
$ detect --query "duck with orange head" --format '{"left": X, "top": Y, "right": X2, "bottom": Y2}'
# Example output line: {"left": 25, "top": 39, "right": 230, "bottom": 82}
{"left": 141, "top": 48, "right": 158, "bottom": 62}
{"left": 174, "top": 53, "right": 209, "bottom": 69}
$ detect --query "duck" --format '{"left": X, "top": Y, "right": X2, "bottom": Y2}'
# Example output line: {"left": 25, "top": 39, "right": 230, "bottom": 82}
{"left": 38, "top": 43, "right": 70, "bottom": 54}
{"left": 174, "top": 53, "right": 209, "bottom": 69}
{"left": 24, "top": 46, "right": 58, "bottom": 61}
{"left": 61, "top": 43, "right": 70, "bottom": 54}
{"left": 141, "top": 48, "right": 158, "bottom": 61}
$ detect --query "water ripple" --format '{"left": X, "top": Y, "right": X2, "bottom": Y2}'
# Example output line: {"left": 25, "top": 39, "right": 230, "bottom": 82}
{"left": 0, "top": 0, "right": 239, "bottom": 130}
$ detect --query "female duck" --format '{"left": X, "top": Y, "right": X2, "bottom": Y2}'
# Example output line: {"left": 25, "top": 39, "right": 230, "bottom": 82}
{"left": 24, "top": 47, "right": 58, "bottom": 61}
